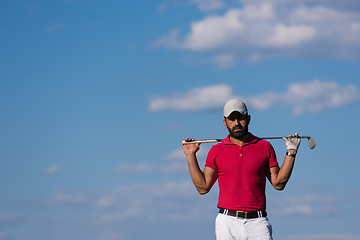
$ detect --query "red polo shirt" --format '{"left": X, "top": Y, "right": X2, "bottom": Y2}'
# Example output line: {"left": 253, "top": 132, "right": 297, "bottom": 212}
{"left": 205, "top": 133, "right": 278, "bottom": 212}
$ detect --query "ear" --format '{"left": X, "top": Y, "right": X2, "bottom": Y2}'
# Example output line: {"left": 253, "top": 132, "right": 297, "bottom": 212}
{"left": 247, "top": 115, "right": 251, "bottom": 125}
{"left": 223, "top": 118, "right": 227, "bottom": 128}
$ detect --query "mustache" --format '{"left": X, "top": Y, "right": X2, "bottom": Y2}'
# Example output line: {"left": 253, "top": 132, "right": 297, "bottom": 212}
{"left": 232, "top": 125, "right": 243, "bottom": 131}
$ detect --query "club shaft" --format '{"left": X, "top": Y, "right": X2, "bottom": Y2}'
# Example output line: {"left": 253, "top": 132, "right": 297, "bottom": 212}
{"left": 261, "top": 136, "right": 311, "bottom": 140}
{"left": 182, "top": 136, "right": 314, "bottom": 147}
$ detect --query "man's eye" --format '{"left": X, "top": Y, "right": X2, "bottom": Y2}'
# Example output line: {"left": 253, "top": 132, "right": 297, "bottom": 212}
{"left": 228, "top": 116, "right": 245, "bottom": 121}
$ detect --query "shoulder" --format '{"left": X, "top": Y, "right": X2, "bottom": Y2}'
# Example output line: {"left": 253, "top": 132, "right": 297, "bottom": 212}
{"left": 249, "top": 134, "right": 278, "bottom": 163}
{"left": 211, "top": 136, "right": 233, "bottom": 150}
{"left": 249, "top": 134, "right": 273, "bottom": 149}
{"left": 208, "top": 137, "right": 231, "bottom": 155}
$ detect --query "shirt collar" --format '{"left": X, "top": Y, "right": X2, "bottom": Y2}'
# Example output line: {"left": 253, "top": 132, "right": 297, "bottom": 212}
{"left": 222, "top": 133, "right": 259, "bottom": 146}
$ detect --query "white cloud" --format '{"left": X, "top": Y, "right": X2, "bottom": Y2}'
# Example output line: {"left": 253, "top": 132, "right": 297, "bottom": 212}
{"left": 183, "top": 8, "right": 246, "bottom": 51}
{"left": 148, "top": 80, "right": 360, "bottom": 115}
{"left": 153, "top": 1, "right": 360, "bottom": 63}
{"left": 262, "top": 23, "right": 316, "bottom": 47}
{"left": 251, "top": 80, "right": 360, "bottom": 115}
{"left": 149, "top": 84, "right": 237, "bottom": 112}
{"left": 45, "top": 163, "right": 64, "bottom": 175}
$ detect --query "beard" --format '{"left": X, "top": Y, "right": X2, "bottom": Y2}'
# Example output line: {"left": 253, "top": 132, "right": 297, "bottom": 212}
{"left": 227, "top": 124, "right": 249, "bottom": 140}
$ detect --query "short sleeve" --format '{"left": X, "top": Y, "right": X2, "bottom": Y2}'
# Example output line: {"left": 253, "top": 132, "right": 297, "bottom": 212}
{"left": 268, "top": 144, "right": 278, "bottom": 168}
{"left": 205, "top": 147, "right": 218, "bottom": 170}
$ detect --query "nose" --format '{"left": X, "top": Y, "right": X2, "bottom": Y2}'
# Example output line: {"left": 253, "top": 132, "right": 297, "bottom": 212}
{"left": 234, "top": 118, "right": 242, "bottom": 125}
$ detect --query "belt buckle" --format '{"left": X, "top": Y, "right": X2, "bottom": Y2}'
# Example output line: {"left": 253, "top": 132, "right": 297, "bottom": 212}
{"left": 235, "top": 211, "right": 246, "bottom": 218}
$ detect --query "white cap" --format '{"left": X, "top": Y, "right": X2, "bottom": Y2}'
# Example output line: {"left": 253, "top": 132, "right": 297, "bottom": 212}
{"left": 223, "top": 99, "right": 248, "bottom": 117}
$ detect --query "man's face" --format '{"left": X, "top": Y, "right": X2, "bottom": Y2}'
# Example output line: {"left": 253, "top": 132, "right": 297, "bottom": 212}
{"left": 224, "top": 111, "right": 250, "bottom": 140}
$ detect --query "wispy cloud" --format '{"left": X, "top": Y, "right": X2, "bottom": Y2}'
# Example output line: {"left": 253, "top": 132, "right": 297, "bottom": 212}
{"left": 34, "top": 182, "right": 356, "bottom": 239}
{"left": 42, "top": 181, "right": 216, "bottom": 220}
{"left": 116, "top": 147, "right": 209, "bottom": 174}
{"left": 0, "top": 214, "right": 21, "bottom": 225}
{"left": 148, "top": 80, "right": 360, "bottom": 115}
{"left": 211, "top": 54, "right": 236, "bottom": 69}
{"left": 25, "top": 5, "right": 40, "bottom": 14}
{"left": 44, "top": 189, "right": 88, "bottom": 206}
{"left": 284, "top": 233, "right": 360, "bottom": 240}
{"left": 248, "top": 80, "right": 360, "bottom": 115}
{"left": 0, "top": 232, "right": 7, "bottom": 240}
{"left": 157, "top": 1, "right": 169, "bottom": 14}
{"left": 153, "top": 1, "right": 360, "bottom": 63}
{"left": 271, "top": 193, "right": 341, "bottom": 216}
{"left": 45, "top": 163, "right": 64, "bottom": 175}
{"left": 46, "top": 23, "right": 63, "bottom": 33}
{"left": 0, "top": 213, "right": 21, "bottom": 239}
{"left": 36, "top": 182, "right": 215, "bottom": 239}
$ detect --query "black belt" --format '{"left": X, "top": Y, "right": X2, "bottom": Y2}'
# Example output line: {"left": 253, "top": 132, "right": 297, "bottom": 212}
{"left": 219, "top": 208, "right": 267, "bottom": 219}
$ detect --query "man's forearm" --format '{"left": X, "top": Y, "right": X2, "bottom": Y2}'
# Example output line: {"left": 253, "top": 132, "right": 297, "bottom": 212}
{"left": 276, "top": 154, "right": 296, "bottom": 189}
{"left": 276, "top": 133, "right": 301, "bottom": 189}
{"left": 185, "top": 154, "right": 208, "bottom": 193}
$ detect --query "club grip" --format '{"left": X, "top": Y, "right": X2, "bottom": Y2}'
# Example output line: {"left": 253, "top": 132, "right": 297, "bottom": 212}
{"left": 181, "top": 139, "right": 221, "bottom": 145}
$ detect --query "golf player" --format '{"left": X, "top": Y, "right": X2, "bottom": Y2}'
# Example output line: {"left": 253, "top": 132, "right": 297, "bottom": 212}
{"left": 182, "top": 99, "right": 301, "bottom": 240}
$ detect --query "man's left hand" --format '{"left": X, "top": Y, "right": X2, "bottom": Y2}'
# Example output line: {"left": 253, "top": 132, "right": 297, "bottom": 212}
{"left": 283, "top": 133, "right": 301, "bottom": 151}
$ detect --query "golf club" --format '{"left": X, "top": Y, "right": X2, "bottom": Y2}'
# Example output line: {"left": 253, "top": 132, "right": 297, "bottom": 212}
{"left": 181, "top": 136, "right": 316, "bottom": 149}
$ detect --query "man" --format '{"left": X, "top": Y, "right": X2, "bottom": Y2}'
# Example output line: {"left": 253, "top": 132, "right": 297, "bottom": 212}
{"left": 182, "top": 99, "right": 301, "bottom": 240}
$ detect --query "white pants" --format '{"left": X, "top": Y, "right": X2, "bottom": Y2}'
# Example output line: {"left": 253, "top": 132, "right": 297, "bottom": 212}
{"left": 215, "top": 213, "right": 273, "bottom": 240}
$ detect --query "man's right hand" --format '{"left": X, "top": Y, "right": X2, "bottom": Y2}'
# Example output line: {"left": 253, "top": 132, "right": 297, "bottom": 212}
{"left": 181, "top": 138, "right": 200, "bottom": 156}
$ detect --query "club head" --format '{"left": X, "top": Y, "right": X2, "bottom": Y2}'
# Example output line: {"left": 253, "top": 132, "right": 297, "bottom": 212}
{"left": 307, "top": 137, "right": 316, "bottom": 149}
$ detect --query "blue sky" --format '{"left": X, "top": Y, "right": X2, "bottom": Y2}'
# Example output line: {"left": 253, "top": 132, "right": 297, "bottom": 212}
{"left": 1, "top": 0, "right": 360, "bottom": 239}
